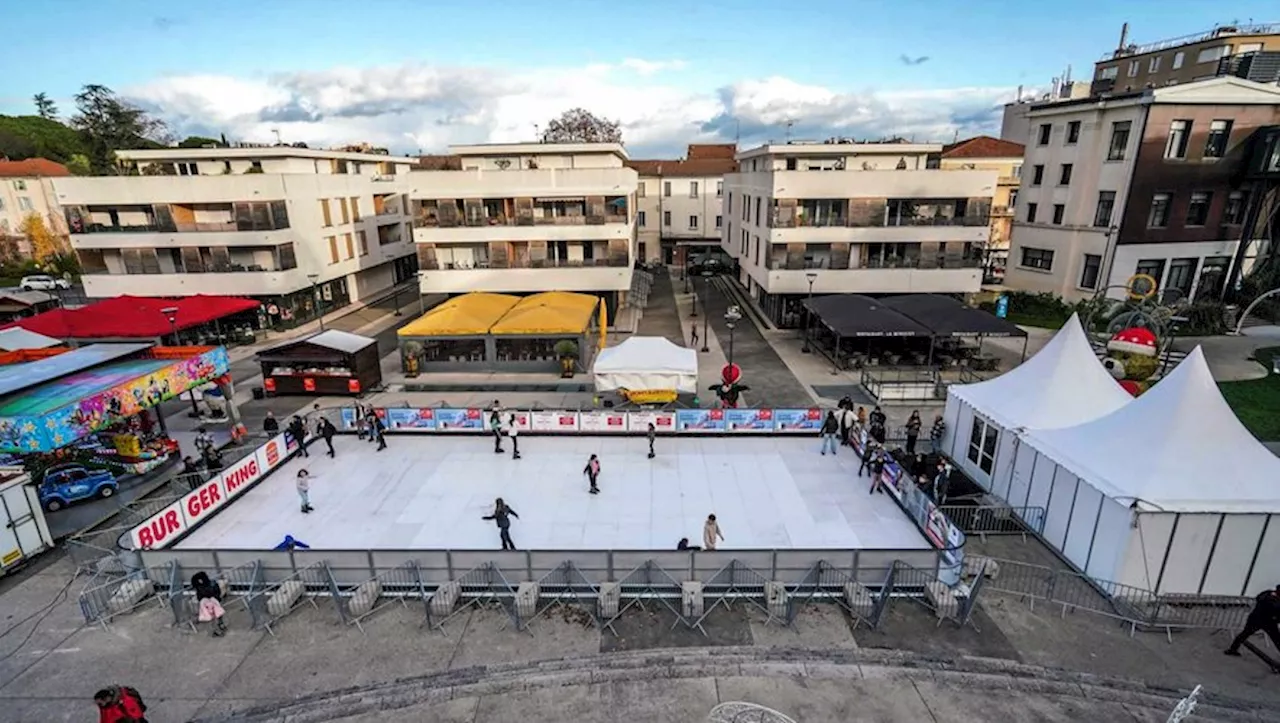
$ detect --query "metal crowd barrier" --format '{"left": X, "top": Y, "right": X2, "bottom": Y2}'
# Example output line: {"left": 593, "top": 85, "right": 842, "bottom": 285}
{"left": 937, "top": 505, "right": 1047, "bottom": 541}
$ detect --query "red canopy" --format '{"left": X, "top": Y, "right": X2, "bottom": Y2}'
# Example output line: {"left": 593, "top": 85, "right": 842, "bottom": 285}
{"left": 3, "top": 295, "right": 261, "bottom": 339}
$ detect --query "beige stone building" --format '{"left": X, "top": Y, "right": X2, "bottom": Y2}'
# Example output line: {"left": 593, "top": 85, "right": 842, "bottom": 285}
{"left": 940, "top": 137, "right": 1025, "bottom": 283}
{"left": 0, "top": 158, "right": 70, "bottom": 259}
{"left": 627, "top": 144, "right": 737, "bottom": 266}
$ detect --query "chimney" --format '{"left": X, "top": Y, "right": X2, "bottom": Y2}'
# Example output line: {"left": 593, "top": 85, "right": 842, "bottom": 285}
{"left": 1065, "top": 64, "right": 1072, "bottom": 83}
{"left": 1118, "top": 22, "right": 1129, "bottom": 52}
{"left": 1016, "top": 84, "right": 1023, "bottom": 102}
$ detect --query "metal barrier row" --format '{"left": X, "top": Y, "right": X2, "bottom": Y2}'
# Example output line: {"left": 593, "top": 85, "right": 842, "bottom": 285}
{"left": 937, "top": 505, "right": 1047, "bottom": 540}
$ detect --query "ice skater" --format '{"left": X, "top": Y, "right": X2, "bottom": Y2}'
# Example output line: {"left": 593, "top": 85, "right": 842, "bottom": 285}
{"left": 288, "top": 415, "right": 309, "bottom": 457}
{"left": 838, "top": 404, "right": 856, "bottom": 447}
{"left": 274, "top": 534, "right": 310, "bottom": 550}
{"left": 868, "top": 447, "right": 887, "bottom": 495}
{"left": 191, "top": 571, "right": 227, "bottom": 637}
{"left": 858, "top": 440, "right": 876, "bottom": 477}
{"left": 489, "top": 404, "right": 504, "bottom": 454}
{"left": 295, "top": 469, "right": 314, "bottom": 513}
{"left": 647, "top": 422, "right": 656, "bottom": 458}
{"left": 584, "top": 454, "right": 601, "bottom": 494}
{"left": 507, "top": 414, "right": 521, "bottom": 459}
{"left": 819, "top": 410, "right": 839, "bottom": 455}
{"left": 703, "top": 514, "right": 724, "bottom": 550}
{"left": 370, "top": 412, "right": 387, "bottom": 451}
{"left": 318, "top": 417, "right": 337, "bottom": 457}
{"left": 482, "top": 497, "right": 519, "bottom": 550}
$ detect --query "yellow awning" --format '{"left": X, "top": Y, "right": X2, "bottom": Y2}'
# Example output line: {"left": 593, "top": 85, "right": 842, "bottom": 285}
{"left": 489, "top": 292, "right": 600, "bottom": 335}
{"left": 397, "top": 293, "right": 520, "bottom": 337}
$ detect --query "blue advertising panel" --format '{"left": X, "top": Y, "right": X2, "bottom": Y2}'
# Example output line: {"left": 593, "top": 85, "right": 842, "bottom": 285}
{"left": 339, "top": 407, "right": 359, "bottom": 430}
{"left": 772, "top": 408, "right": 823, "bottom": 432}
{"left": 433, "top": 407, "right": 484, "bottom": 431}
{"left": 724, "top": 408, "right": 773, "bottom": 432}
{"left": 384, "top": 407, "right": 437, "bottom": 431}
{"left": 675, "top": 408, "right": 726, "bottom": 432}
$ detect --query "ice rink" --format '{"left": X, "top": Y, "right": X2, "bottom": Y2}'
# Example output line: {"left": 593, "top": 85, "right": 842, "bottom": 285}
{"left": 176, "top": 435, "right": 930, "bottom": 551}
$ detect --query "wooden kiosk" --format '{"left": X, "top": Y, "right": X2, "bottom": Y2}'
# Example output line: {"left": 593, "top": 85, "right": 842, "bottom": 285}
{"left": 256, "top": 330, "right": 380, "bottom": 396}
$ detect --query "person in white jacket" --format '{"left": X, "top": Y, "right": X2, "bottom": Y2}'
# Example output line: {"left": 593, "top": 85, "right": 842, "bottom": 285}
{"left": 296, "top": 469, "right": 314, "bottom": 513}
{"left": 507, "top": 414, "right": 521, "bottom": 460}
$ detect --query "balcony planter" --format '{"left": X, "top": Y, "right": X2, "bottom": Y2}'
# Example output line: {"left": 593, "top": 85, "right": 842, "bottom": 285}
{"left": 554, "top": 339, "right": 579, "bottom": 378}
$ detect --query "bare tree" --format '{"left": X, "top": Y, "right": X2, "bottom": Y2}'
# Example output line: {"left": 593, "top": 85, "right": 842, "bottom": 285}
{"left": 540, "top": 108, "right": 623, "bottom": 144}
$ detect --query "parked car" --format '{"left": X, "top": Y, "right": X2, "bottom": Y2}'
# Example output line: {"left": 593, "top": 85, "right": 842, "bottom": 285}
{"left": 20, "top": 275, "right": 71, "bottom": 291}
{"left": 38, "top": 465, "right": 118, "bottom": 512}
{"left": 688, "top": 252, "right": 736, "bottom": 277}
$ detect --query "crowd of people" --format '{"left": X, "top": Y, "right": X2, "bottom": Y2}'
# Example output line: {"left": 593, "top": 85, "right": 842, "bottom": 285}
{"left": 821, "top": 398, "right": 953, "bottom": 504}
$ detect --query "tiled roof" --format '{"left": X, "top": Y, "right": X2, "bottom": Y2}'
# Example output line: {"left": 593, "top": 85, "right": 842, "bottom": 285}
{"left": 686, "top": 144, "right": 737, "bottom": 160}
{"left": 415, "top": 154, "right": 462, "bottom": 170}
{"left": 626, "top": 158, "right": 738, "bottom": 177}
{"left": 941, "top": 136, "right": 1025, "bottom": 159}
{"left": 0, "top": 158, "right": 71, "bottom": 178}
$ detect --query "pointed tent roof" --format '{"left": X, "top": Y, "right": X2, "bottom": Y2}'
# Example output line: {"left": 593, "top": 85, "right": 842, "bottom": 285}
{"left": 1021, "top": 347, "right": 1280, "bottom": 513}
{"left": 950, "top": 313, "right": 1132, "bottom": 430}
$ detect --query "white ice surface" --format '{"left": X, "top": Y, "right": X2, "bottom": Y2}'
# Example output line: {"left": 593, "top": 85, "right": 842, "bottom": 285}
{"left": 176, "top": 435, "right": 930, "bottom": 551}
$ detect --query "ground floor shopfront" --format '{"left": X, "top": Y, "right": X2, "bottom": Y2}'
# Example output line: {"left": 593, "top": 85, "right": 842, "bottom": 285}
{"left": 256, "top": 255, "right": 418, "bottom": 331}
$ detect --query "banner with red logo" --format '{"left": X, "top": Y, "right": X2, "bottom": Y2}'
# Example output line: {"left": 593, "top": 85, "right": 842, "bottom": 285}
{"left": 529, "top": 411, "right": 579, "bottom": 431}
{"left": 578, "top": 411, "right": 627, "bottom": 432}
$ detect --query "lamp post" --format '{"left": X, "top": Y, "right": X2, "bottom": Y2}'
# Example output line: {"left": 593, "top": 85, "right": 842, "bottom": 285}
{"left": 801, "top": 272, "right": 818, "bottom": 353}
{"left": 161, "top": 306, "right": 180, "bottom": 345}
{"left": 724, "top": 305, "right": 742, "bottom": 368}
{"left": 417, "top": 271, "right": 428, "bottom": 316}
{"left": 307, "top": 273, "right": 325, "bottom": 331}
{"left": 700, "top": 271, "right": 712, "bottom": 352}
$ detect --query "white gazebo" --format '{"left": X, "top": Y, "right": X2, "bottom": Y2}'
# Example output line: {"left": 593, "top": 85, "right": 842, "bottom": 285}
{"left": 1015, "top": 347, "right": 1280, "bottom": 596}
{"left": 592, "top": 336, "right": 698, "bottom": 394}
{"left": 943, "top": 313, "right": 1133, "bottom": 503}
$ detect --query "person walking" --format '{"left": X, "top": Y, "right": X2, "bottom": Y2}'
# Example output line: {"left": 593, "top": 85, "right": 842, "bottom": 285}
{"left": 904, "top": 410, "right": 922, "bottom": 455}
{"left": 191, "top": 571, "right": 227, "bottom": 637}
{"left": 584, "top": 454, "right": 601, "bottom": 494}
{"left": 295, "top": 469, "right": 314, "bottom": 513}
{"left": 819, "top": 410, "right": 839, "bottom": 456}
{"left": 318, "top": 417, "right": 337, "bottom": 457}
{"left": 929, "top": 414, "right": 946, "bottom": 454}
{"left": 690, "top": 324, "right": 699, "bottom": 348}
{"left": 703, "top": 514, "right": 724, "bottom": 551}
{"left": 263, "top": 411, "right": 279, "bottom": 436}
{"left": 482, "top": 498, "right": 519, "bottom": 550}
{"left": 1225, "top": 585, "right": 1280, "bottom": 657}
{"left": 647, "top": 422, "right": 656, "bottom": 459}
{"left": 288, "top": 415, "right": 309, "bottom": 457}
{"left": 489, "top": 405, "right": 504, "bottom": 454}
{"left": 94, "top": 685, "right": 148, "bottom": 723}
{"left": 507, "top": 414, "right": 521, "bottom": 459}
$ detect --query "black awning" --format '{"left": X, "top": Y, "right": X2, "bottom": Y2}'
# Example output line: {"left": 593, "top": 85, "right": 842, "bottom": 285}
{"left": 803, "top": 294, "right": 932, "bottom": 338}
{"left": 880, "top": 294, "right": 1026, "bottom": 337}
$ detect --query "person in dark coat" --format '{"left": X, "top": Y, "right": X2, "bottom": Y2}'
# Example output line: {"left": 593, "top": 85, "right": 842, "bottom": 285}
{"left": 868, "top": 406, "right": 887, "bottom": 444}
{"left": 370, "top": 412, "right": 387, "bottom": 451}
{"left": 819, "top": 410, "right": 840, "bottom": 456}
{"left": 94, "top": 685, "right": 147, "bottom": 723}
{"left": 191, "top": 571, "right": 227, "bottom": 637}
{"left": 904, "top": 410, "right": 922, "bottom": 455}
{"left": 263, "top": 411, "right": 279, "bottom": 435}
{"left": 318, "top": 417, "right": 337, "bottom": 457}
{"left": 1225, "top": 585, "right": 1280, "bottom": 657}
{"left": 288, "top": 415, "right": 309, "bottom": 457}
{"left": 857, "top": 440, "right": 876, "bottom": 477}
{"left": 489, "top": 405, "right": 504, "bottom": 454}
{"left": 868, "top": 447, "right": 887, "bottom": 494}
{"left": 584, "top": 454, "right": 601, "bottom": 494}
{"left": 647, "top": 422, "right": 657, "bottom": 459}
{"left": 677, "top": 537, "right": 701, "bottom": 551}
{"left": 482, "top": 498, "right": 519, "bottom": 550}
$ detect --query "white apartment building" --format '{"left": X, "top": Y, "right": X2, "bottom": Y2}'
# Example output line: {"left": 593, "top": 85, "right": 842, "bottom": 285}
{"left": 1005, "top": 78, "right": 1280, "bottom": 302}
{"left": 0, "top": 159, "right": 70, "bottom": 258}
{"left": 52, "top": 147, "right": 419, "bottom": 322}
{"left": 409, "top": 142, "right": 638, "bottom": 319}
{"left": 630, "top": 144, "right": 737, "bottom": 265}
{"left": 721, "top": 142, "right": 997, "bottom": 327}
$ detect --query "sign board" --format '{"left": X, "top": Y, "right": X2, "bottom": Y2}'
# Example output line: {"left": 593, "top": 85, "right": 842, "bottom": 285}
{"left": 530, "top": 411, "right": 579, "bottom": 431}
{"left": 221, "top": 450, "right": 263, "bottom": 501}
{"left": 578, "top": 411, "right": 627, "bottom": 432}
{"left": 432, "top": 408, "right": 484, "bottom": 431}
{"left": 130, "top": 500, "right": 188, "bottom": 550}
{"left": 724, "top": 408, "right": 773, "bottom": 432}
{"left": 772, "top": 409, "right": 823, "bottom": 432}
{"left": 627, "top": 411, "right": 675, "bottom": 433}
{"left": 385, "top": 407, "right": 437, "bottom": 431}
{"left": 181, "top": 476, "right": 228, "bottom": 529}
{"left": 675, "top": 408, "right": 726, "bottom": 432}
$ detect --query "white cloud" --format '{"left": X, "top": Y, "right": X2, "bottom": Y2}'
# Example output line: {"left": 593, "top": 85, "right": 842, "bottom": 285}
{"left": 123, "top": 60, "right": 1024, "bottom": 157}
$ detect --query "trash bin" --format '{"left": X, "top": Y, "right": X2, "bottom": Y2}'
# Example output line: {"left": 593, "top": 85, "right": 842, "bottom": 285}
{"left": 252, "top": 386, "right": 265, "bottom": 400}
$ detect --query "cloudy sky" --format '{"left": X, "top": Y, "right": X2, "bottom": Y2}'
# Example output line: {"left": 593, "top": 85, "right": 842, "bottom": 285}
{"left": 2, "top": 0, "right": 1271, "bottom": 157}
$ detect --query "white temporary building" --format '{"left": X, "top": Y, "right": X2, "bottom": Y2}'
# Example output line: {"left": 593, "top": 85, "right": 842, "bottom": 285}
{"left": 1015, "top": 346, "right": 1280, "bottom": 596}
{"left": 942, "top": 313, "right": 1133, "bottom": 504}
{"left": 592, "top": 336, "right": 698, "bottom": 394}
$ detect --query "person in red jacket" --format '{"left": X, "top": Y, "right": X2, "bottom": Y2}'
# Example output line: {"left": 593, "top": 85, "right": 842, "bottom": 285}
{"left": 95, "top": 685, "right": 147, "bottom": 723}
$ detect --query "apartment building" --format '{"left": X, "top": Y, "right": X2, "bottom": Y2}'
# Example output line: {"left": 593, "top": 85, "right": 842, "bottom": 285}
{"left": 52, "top": 147, "right": 419, "bottom": 322}
{"left": 1001, "top": 78, "right": 1092, "bottom": 144}
{"left": 720, "top": 141, "right": 996, "bottom": 327}
{"left": 628, "top": 144, "right": 737, "bottom": 265}
{"left": 409, "top": 142, "right": 638, "bottom": 318}
{"left": 1004, "top": 77, "right": 1280, "bottom": 302}
{"left": 0, "top": 158, "right": 70, "bottom": 258}
{"left": 940, "top": 137, "right": 1025, "bottom": 282}
{"left": 1091, "top": 22, "right": 1280, "bottom": 96}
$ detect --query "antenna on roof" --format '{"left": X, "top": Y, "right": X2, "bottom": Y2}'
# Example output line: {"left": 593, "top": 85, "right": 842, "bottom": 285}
{"left": 735, "top": 118, "right": 740, "bottom": 144}
{"left": 784, "top": 119, "right": 795, "bottom": 143}
{"left": 533, "top": 123, "right": 540, "bottom": 142}
{"left": 271, "top": 128, "right": 282, "bottom": 145}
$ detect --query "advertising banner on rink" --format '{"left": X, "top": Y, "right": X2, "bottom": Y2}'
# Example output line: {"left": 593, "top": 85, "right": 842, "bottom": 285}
{"left": 339, "top": 407, "right": 360, "bottom": 430}
{"left": 433, "top": 408, "right": 485, "bottom": 431}
{"left": 578, "top": 410, "right": 628, "bottom": 432}
{"left": 627, "top": 411, "right": 676, "bottom": 434}
{"left": 772, "top": 409, "right": 823, "bottom": 433}
{"left": 724, "top": 408, "right": 773, "bottom": 432}
{"left": 384, "top": 407, "right": 437, "bottom": 431}
{"left": 530, "top": 411, "right": 580, "bottom": 431}
{"left": 675, "top": 408, "right": 726, "bottom": 432}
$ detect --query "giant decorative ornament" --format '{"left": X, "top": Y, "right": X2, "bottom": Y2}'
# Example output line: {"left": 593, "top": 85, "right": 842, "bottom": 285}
{"left": 709, "top": 363, "right": 750, "bottom": 408}
{"left": 1103, "top": 326, "right": 1159, "bottom": 396}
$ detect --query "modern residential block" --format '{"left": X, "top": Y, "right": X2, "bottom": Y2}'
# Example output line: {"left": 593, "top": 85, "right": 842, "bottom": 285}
{"left": 629, "top": 144, "right": 737, "bottom": 265}
{"left": 1091, "top": 22, "right": 1280, "bottom": 97}
{"left": 940, "top": 137, "right": 1026, "bottom": 283}
{"left": 52, "top": 147, "right": 420, "bottom": 322}
{"left": 0, "top": 159, "right": 70, "bottom": 259}
{"left": 409, "top": 143, "right": 638, "bottom": 318}
{"left": 720, "top": 141, "right": 996, "bottom": 327}
{"left": 1004, "top": 77, "right": 1280, "bottom": 302}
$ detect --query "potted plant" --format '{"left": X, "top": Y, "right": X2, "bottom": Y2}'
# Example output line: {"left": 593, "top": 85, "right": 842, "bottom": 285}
{"left": 554, "top": 339, "right": 579, "bottom": 378}
{"left": 403, "top": 341, "right": 422, "bottom": 377}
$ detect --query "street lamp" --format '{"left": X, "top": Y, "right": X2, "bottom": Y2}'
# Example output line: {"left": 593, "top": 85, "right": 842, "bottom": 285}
{"left": 700, "top": 271, "right": 712, "bottom": 352}
{"left": 417, "top": 271, "right": 428, "bottom": 316}
{"left": 160, "top": 306, "right": 180, "bottom": 345}
{"left": 307, "top": 273, "right": 325, "bottom": 331}
{"left": 724, "top": 305, "right": 742, "bottom": 368}
{"left": 801, "top": 272, "right": 818, "bottom": 353}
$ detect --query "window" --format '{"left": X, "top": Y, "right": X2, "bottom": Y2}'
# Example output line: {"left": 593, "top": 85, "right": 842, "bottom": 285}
{"left": 1147, "top": 192, "right": 1172, "bottom": 227}
{"left": 1135, "top": 258, "right": 1166, "bottom": 287}
{"left": 1107, "top": 121, "right": 1131, "bottom": 161}
{"left": 1165, "top": 120, "right": 1191, "bottom": 159}
{"left": 1037, "top": 124, "right": 1052, "bottom": 145}
{"left": 663, "top": 181, "right": 672, "bottom": 197}
{"left": 1204, "top": 120, "right": 1232, "bottom": 159}
{"left": 1052, "top": 204, "right": 1065, "bottom": 225}
{"left": 663, "top": 210, "right": 671, "bottom": 226}
{"left": 13, "top": 180, "right": 27, "bottom": 191}
{"left": 754, "top": 197, "right": 761, "bottom": 226}
{"left": 1093, "top": 191, "right": 1116, "bottom": 227}
{"left": 715, "top": 215, "right": 722, "bottom": 229}
{"left": 1008, "top": 189, "right": 1018, "bottom": 209}
{"left": 1066, "top": 121, "right": 1081, "bottom": 144}
{"left": 1172, "top": 51, "right": 1185, "bottom": 69}
{"left": 637, "top": 182, "right": 646, "bottom": 198}
{"left": 689, "top": 181, "right": 699, "bottom": 198}
{"left": 637, "top": 210, "right": 646, "bottom": 227}
{"left": 320, "top": 200, "right": 333, "bottom": 227}
{"left": 339, "top": 197, "right": 351, "bottom": 224}
{"left": 344, "top": 233, "right": 355, "bottom": 260}
{"left": 1020, "top": 247, "right": 1054, "bottom": 270}
{"left": 1166, "top": 258, "right": 1198, "bottom": 297}
{"left": 726, "top": 192, "right": 732, "bottom": 214}
{"left": 1099, "top": 66, "right": 1118, "bottom": 80}
{"left": 1026, "top": 202, "right": 1038, "bottom": 223}
{"left": 1223, "top": 191, "right": 1246, "bottom": 225}
{"left": 17, "top": 197, "right": 33, "bottom": 212}
{"left": 1079, "top": 254, "right": 1102, "bottom": 289}
{"left": 1127, "top": 60, "right": 1140, "bottom": 77}
{"left": 1058, "top": 164, "right": 1073, "bottom": 185}
{"left": 1031, "top": 164, "right": 1044, "bottom": 185}
{"left": 357, "top": 231, "right": 368, "bottom": 255}
{"left": 1148, "top": 56, "right": 1162, "bottom": 73}
{"left": 716, "top": 180, "right": 723, "bottom": 197}
{"left": 1185, "top": 191, "right": 1211, "bottom": 226}
{"left": 966, "top": 418, "right": 999, "bottom": 475}
{"left": 688, "top": 215, "right": 699, "bottom": 230}
{"left": 1196, "top": 46, "right": 1229, "bottom": 64}
{"left": 327, "top": 236, "right": 339, "bottom": 264}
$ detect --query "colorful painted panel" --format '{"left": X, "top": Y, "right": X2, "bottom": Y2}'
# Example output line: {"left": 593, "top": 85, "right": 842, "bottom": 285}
{"left": 0, "top": 347, "right": 230, "bottom": 452}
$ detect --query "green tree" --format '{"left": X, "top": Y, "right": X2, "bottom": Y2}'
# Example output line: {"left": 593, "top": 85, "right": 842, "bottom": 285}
{"left": 178, "top": 135, "right": 223, "bottom": 148}
{"left": 70, "top": 84, "right": 169, "bottom": 174}
{"left": 0, "top": 115, "right": 87, "bottom": 163}
{"left": 32, "top": 93, "right": 58, "bottom": 120}
{"left": 540, "top": 108, "right": 623, "bottom": 144}
{"left": 66, "top": 153, "right": 91, "bottom": 176}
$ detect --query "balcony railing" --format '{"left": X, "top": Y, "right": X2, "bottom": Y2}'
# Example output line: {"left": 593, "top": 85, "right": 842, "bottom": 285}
{"left": 80, "top": 220, "right": 289, "bottom": 234}
{"left": 415, "top": 213, "right": 628, "bottom": 229}
{"left": 862, "top": 256, "right": 983, "bottom": 270}
{"left": 990, "top": 206, "right": 1012, "bottom": 216}
{"left": 885, "top": 215, "right": 990, "bottom": 228}
{"left": 795, "top": 216, "right": 849, "bottom": 227}
{"left": 421, "top": 257, "right": 630, "bottom": 271}
{"left": 772, "top": 214, "right": 990, "bottom": 229}
{"left": 104, "top": 263, "right": 296, "bottom": 276}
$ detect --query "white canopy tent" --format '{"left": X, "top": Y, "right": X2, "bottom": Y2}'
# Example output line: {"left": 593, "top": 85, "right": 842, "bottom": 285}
{"left": 942, "top": 314, "right": 1133, "bottom": 505}
{"left": 592, "top": 336, "right": 698, "bottom": 394}
{"left": 1016, "top": 347, "right": 1280, "bottom": 596}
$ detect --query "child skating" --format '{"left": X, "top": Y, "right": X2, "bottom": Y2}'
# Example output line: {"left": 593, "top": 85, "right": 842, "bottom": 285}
{"left": 584, "top": 454, "right": 601, "bottom": 494}
{"left": 296, "top": 469, "right": 314, "bottom": 513}
{"left": 647, "top": 423, "right": 656, "bottom": 459}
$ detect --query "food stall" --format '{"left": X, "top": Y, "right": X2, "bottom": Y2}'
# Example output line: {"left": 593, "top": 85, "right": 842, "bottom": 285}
{"left": 256, "top": 330, "right": 380, "bottom": 397}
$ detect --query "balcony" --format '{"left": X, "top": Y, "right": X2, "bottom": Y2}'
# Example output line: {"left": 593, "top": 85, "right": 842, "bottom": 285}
{"left": 414, "top": 196, "right": 630, "bottom": 229}
{"left": 79, "top": 243, "right": 299, "bottom": 276}
{"left": 67, "top": 201, "right": 290, "bottom": 235}
{"left": 990, "top": 206, "right": 1013, "bottom": 217}
{"left": 422, "top": 256, "right": 630, "bottom": 271}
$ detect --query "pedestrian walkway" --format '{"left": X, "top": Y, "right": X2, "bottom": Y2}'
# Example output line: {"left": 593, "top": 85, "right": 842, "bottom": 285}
{"left": 633, "top": 268, "right": 685, "bottom": 345}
